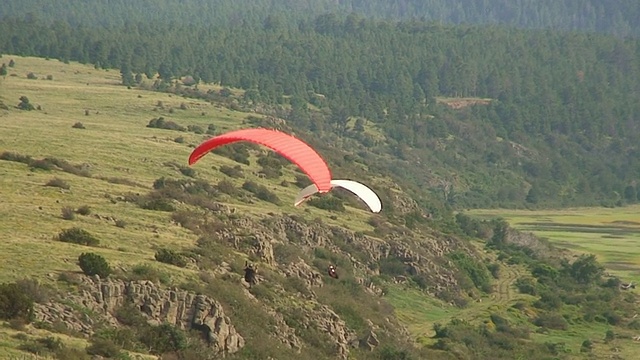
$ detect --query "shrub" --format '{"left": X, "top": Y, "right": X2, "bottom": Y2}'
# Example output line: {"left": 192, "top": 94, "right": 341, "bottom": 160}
{"left": 78, "top": 252, "right": 111, "bottom": 278}
{"left": 115, "top": 219, "right": 127, "bottom": 228}
{"left": 141, "top": 197, "right": 176, "bottom": 212}
{"left": 0, "top": 282, "right": 35, "bottom": 321}
{"left": 242, "top": 180, "right": 281, "bottom": 204}
{"left": 308, "top": 195, "right": 345, "bottom": 212}
{"left": 447, "top": 251, "right": 492, "bottom": 292}
{"left": 219, "top": 165, "right": 243, "bottom": 178}
{"left": 179, "top": 166, "right": 196, "bottom": 178}
{"left": 0, "top": 151, "right": 32, "bottom": 164}
{"left": 61, "top": 206, "right": 76, "bottom": 220}
{"left": 174, "top": 136, "right": 185, "bottom": 143}
{"left": 30, "top": 159, "right": 53, "bottom": 171}
{"left": 155, "top": 248, "right": 187, "bottom": 268}
{"left": 139, "top": 323, "right": 188, "bottom": 355}
{"left": 18, "top": 95, "right": 35, "bottom": 110}
{"left": 294, "top": 174, "right": 313, "bottom": 189}
{"left": 187, "top": 124, "right": 204, "bottom": 134}
{"left": 147, "top": 117, "right": 186, "bottom": 131}
{"left": 86, "top": 338, "right": 122, "bottom": 358}
{"left": 57, "top": 228, "right": 100, "bottom": 246}
{"left": 114, "top": 304, "right": 147, "bottom": 327}
{"left": 76, "top": 205, "right": 91, "bottom": 215}
{"left": 46, "top": 177, "right": 70, "bottom": 189}
{"left": 15, "top": 278, "right": 51, "bottom": 303}
{"left": 533, "top": 313, "right": 568, "bottom": 330}
{"left": 216, "top": 179, "right": 239, "bottom": 196}
{"left": 72, "top": 122, "right": 86, "bottom": 129}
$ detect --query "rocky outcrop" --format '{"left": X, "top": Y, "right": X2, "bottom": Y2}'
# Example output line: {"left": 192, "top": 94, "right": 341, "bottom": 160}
{"left": 34, "top": 276, "right": 244, "bottom": 355}
{"left": 309, "top": 305, "right": 357, "bottom": 359}
{"left": 283, "top": 259, "right": 323, "bottom": 289}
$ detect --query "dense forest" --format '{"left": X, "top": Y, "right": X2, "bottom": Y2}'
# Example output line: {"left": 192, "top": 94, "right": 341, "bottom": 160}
{"left": 2, "top": 0, "right": 640, "bottom": 37}
{"left": 1, "top": 10, "right": 639, "bottom": 210}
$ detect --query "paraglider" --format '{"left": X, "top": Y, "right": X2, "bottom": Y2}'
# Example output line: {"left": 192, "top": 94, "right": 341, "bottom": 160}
{"left": 327, "top": 265, "right": 339, "bottom": 279}
{"left": 189, "top": 128, "right": 332, "bottom": 193}
{"left": 294, "top": 179, "right": 382, "bottom": 213}
{"left": 244, "top": 261, "right": 258, "bottom": 288}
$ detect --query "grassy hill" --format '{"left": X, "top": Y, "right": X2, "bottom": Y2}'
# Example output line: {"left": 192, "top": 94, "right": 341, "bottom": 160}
{"left": 1, "top": 56, "right": 639, "bottom": 360}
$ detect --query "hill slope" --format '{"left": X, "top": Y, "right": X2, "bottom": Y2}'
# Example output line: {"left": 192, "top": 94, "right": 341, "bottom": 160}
{"left": 0, "top": 56, "right": 639, "bottom": 360}
{"left": 1, "top": 13, "right": 639, "bottom": 210}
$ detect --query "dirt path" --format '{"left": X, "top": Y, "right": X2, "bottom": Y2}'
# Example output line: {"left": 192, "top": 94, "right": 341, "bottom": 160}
{"left": 495, "top": 264, "right": 519, "bottom": 302}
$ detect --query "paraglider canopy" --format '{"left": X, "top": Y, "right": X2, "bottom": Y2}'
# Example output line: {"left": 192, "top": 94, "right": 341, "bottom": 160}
{"left": 294, "top": 179, "right": 382, "bottom": 213}
{"left": 189, "top": 128, "right": 332, "bottom": 193}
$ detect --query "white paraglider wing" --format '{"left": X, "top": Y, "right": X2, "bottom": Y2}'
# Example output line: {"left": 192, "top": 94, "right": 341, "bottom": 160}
{"left": 294, "top": 183, "right": 320, "bottom": 207}
{"left": 294, "top": 179, "right": 382, "bottom": 213}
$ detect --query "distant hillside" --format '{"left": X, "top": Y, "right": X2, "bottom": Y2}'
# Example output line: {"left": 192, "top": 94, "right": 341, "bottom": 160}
{"left": 1, "top": 0, "right": 639, "bottom": 36}
{"left": 3, "top": 13, "right": 638, "bottom": 210}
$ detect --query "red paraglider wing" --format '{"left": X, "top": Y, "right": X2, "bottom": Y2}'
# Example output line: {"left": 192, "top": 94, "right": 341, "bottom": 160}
{"left": 189, "top": 128, "right": 332, "bottom": 193}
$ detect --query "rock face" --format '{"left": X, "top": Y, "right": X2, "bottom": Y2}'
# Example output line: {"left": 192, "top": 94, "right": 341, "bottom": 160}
{"left": 34, "top": 276, "right": 244, "bottom": 355}
{"left": 304, "top": 304, "right": 357, "bottom": 359}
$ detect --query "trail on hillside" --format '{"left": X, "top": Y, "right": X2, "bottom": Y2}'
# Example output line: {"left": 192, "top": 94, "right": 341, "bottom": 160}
{"left": 495, "top": 264, "right": 519, "bottom": 302}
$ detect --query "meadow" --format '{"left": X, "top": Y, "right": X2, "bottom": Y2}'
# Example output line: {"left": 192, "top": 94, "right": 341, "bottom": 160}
{"left": 468, "top": 206, "right": 640, "bottom": 282}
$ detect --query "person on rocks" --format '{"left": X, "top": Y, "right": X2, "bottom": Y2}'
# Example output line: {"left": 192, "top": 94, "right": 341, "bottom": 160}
{"left": 244, "top": 261, "right": 258, "bottom": 288}
{"left": 327, "top": 264, "right": 339, "bottom": 279}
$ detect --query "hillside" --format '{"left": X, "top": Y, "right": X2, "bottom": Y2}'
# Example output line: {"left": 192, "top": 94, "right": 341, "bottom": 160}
{"left": 1, "top": 56, "right": 639, "bottom": 360}
{"left": 1, "top": 0, "right": 639, "bottom": 36}
{"left": 1, "top": 13, "right": 639, "bottom": 210}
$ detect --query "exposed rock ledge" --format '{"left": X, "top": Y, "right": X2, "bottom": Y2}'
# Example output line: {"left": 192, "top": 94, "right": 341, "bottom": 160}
{"left": 34, "top": 276, "right": 244, "bottom": 355}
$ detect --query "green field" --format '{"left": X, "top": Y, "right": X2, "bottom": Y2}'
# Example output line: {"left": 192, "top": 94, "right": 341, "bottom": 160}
{"left": 468, "top": 206, "right": 640, "bottom": 282}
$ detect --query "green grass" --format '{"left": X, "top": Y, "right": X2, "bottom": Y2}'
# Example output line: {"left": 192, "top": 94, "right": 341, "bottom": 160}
{"left": 467, "top": 206, "right": 640, "bottom": 281}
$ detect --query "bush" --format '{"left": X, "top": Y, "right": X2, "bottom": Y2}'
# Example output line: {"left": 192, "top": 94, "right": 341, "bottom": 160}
{"left": 219, "top": 165, "right": 243, "bottom": 178}
{"left": 86, "top": 338, "right": 122, "bottom": 358}
{"left": 187, "top": 124, "right": 204, "bottom": 134}
{"left": 139, "top": 323, "right": 188, "bottom": 355}
{"left": 179, "top": 166, "right": 196, "bottom": 178}
{"left": 15, "top": 278, "right": 51, "bottom": 303}
{"left": 72, "top": 122, "right": 86, "bottom": 129}
{"left": 78, "top": 252, "right": 111, "bottom": 278}
{"left": 155, "top": 248, "right": 187, "bottom": 268}
{"left": 307, "top": 195, "right": 345, "bottom": 212}
{"left": 76, "top": 205, "right": 91, "bottom": 215}
{"left": 533, "top": 313, "right": 568, "bottom": 330}
{"left": 294, "top": 174, "right": 312, "bottom": 189}
{"left": 447, "top": 251, "right": 492, "bottom": 292}
{"left": 141, "top": 197, "right": 176, "bottom": 212}
{"left": 18, "top": 95, "right": 35, "bottom": 110}
{"left": 46, "top": 177, "right": 70, "bottom": 189}
{"left": 0, "top": 151, "right": 32, "bottom": 164}
{"left": 242, "top": 180, "right": 281, "bottom": 204}
{"left": 57, "top": 227, "right": 100, "bottom": 246}
{"left": 115, "top": 219, "right": 127, "bottom": 228}
{"left": 0, "top": 282, "right": 35, "bottom": 321}
{"left": 61, "top": 206, "right": 76, "bottom": 220}
{"left": 147, "top": 117, "right": 186, "bottom": 131}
